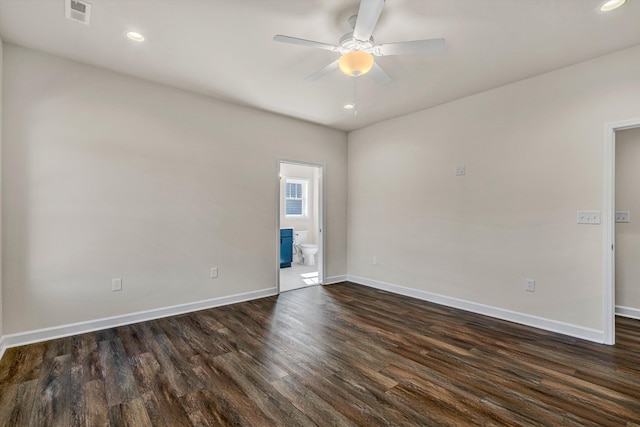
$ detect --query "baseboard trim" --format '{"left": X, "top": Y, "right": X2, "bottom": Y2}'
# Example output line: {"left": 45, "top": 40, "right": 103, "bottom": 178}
{"left": 347, "top": 275, "right": 604, "bottom": 344}
{"left": 0, "top": 336, "right": 6, "bottom": 362}
{"left": 324, "top": 275, "right": 347, "bottom": 285}
{"left": 0, "top": 287, "right": 278, "bottom": 353}
{"left": 616, "top": 305, "right": 640, "bottom": 320}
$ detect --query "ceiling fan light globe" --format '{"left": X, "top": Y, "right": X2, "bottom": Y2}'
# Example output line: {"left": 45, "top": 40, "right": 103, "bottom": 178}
{"left": 338, "top": 51, "right": 374, "bottom": 77}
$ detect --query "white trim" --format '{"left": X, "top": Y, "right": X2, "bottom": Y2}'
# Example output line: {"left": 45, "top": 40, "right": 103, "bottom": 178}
{"left": 318, "top": 166, "right": 325, "bottom": 286}
{"left": 603, "top": 118, "right": 640, "bottom": 345}
{"left": 0, "top": 336, "right": 6, "bottom": 362}
{"left": 0, "top": 287, "right": 277, "bottom": 352}
{"left": 616, "top": 305, "right": 640, "bottom": 320}
{"left": 348, "top": 275, "right": 604, "bottom": 344}
{"left": 603, "top": 122, "right": 615, "bottom": 344}
{"left": 276, "top": 160, "right": 282, "bottom": 293}
{"left": 324, "top": 275, "right": 347, "bottom": 285}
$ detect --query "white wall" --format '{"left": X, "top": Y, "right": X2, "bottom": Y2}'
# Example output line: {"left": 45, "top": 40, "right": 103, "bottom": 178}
{"left": 280, "top": 163, "right": 319, "bottom": 245}
{"left": 1, "top": 44, "right": 347, "bottom": 335}
{"left": 348, "top": 44, "right": 640, "bottom": 332}
{"left": 0, "top": 39, "right": 3, "bottom": 339}
{"left": 615, "top": 127, "right": 640, "bottom": 312}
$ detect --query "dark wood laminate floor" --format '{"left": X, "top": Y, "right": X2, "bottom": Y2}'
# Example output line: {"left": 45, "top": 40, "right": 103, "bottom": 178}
{"left": 1, "top": 283, "right": 639, "bottom": 426}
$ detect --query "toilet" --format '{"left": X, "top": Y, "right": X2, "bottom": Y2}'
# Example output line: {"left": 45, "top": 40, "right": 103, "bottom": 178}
{"left": 294, "top": 230, "right": 318, "bottom": 266}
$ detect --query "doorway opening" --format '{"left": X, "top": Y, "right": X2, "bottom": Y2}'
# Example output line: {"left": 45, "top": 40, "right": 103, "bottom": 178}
{"left": 603, "top": 118, "right": 640, "bottom": 345}
{"left": 277, "top": 160, "right": 324, "bottom": 293}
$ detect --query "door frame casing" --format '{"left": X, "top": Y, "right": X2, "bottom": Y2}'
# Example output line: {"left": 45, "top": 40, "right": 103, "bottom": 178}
{"left": 603, "top": 117, "right": 640, "bottom": 345}
{"left": 276, "top": 159, "right": 325, "bottom": 293}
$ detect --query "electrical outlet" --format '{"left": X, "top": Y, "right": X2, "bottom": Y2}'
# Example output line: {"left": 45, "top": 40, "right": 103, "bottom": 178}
{"left": 112, "top": 278, "right": 123, "bottom": 292}
{"left": 615, "top": 211, "right": 630, "bottom": 223}
{"left": 210, "top": 267, "right": 218, "bottom": 278}
{"left": 372, "top": 256, "right": 378, "bottom": 265}
{"left": 525, "top": 279, "right": 535, "bottom": 292}
{"left": 577, "top": 211, "right": 600, "bottom": 224}
{"left": 455, "top": 165, "right": 466, "bottom": 176}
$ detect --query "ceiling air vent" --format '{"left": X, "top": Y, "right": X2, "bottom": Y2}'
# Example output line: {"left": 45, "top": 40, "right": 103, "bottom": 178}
{"left": 65, "top": 0, "right": 91, "bottom": 25}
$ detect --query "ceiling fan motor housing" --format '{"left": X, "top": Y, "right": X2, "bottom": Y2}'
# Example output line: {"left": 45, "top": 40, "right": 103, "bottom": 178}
{"left": 339, "top": 32, "right": 374, "bottom": 54}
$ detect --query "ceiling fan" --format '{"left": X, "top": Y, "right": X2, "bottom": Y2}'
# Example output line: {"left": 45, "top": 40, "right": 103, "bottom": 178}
{"left": 273, "top": 0, "right": 445, "bottom": 85}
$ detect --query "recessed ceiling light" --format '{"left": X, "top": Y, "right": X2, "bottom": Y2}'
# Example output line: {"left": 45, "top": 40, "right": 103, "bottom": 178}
{"left": 126, "top": 31, "right": 145, "bottom": 42}
{"left": 600, "top": 0, "right": 627, "bottom": 12}
{"left": 344, "top": 104, "right": 355, "bottom": 110}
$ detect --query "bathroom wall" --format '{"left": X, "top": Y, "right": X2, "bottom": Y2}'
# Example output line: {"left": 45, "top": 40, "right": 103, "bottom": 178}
{"left": 2, "top": 44, "right": 347, "bottom": 335}
{"left": 280, "top": 163, "right": 319, "bottom": 245}
{"left": 348, "top": 44, "right": 640, "bottom": 335}
{"left": 615, "top": 127, "right": 640, "bottom": 316}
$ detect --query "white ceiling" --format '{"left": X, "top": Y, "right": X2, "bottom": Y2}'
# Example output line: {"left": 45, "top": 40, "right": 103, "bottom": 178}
{"left": 1, "top": 0, "right": 639, "bottom": 132}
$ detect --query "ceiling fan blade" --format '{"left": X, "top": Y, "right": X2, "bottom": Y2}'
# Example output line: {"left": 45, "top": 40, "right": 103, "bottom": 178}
{"left": 274, "top": 35, "right": 338, "bottom": 52}
{"left": 353, "top": 0, "right": 385, "bottom": 41}
{"left": 368, "top": 62, "right": 391, "bottom": 85}
{"left": 375, "top": 38, "right": 445, "bottom": 56}
{"left": 305, "top": 60, "right": 339, "bottom": 81}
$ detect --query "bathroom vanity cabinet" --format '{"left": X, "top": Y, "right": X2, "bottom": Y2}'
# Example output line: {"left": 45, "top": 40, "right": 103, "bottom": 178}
{"left": 280, "top": 228, "right": 293, "bottom": 268}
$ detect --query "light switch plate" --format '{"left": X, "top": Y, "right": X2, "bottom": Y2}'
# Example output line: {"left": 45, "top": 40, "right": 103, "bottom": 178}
{"left": 615, "top": 211, "right": 630, "bottom": 223}
{"left": 455, "top": 165, "right": 466, "bottom": 176}
{"left": 577, "top": 211, "right": 600, "bottom": 224}
{"left": 525, "top": 279, "right": 535, "bottom": 292}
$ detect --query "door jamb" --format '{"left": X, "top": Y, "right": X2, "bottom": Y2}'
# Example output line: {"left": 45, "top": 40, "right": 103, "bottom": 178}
{"left": 603, "top": 117, "right": 640, "bottom": 345}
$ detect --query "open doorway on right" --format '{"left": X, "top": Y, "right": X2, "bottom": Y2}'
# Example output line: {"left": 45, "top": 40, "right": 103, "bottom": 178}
{"left": 614, "top": 127, "right": 640, "bottom": 340}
